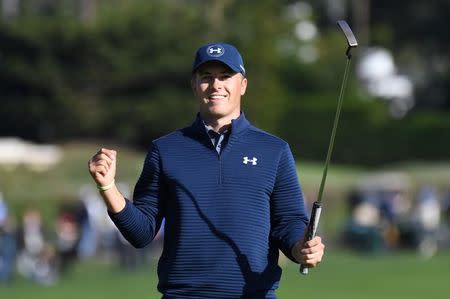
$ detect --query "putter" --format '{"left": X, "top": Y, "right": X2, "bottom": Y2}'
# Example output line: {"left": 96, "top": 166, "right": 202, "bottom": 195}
{"left": 300, "top": 20, "right": 358, "bottom": 275}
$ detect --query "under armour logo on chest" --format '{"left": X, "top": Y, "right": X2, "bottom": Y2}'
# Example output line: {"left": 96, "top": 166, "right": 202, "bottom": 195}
{"left": 243, "top": 156, "right": 257, "bottom": 165}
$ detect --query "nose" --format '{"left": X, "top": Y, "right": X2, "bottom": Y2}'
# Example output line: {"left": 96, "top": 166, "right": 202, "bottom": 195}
{"left": 211, "top": 77, "right": 223, "bottom": 90}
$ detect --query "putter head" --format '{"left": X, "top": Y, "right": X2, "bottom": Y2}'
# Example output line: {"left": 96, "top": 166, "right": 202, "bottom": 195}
{"left": 337, "top": 20, "right": 358, "bottom": 58}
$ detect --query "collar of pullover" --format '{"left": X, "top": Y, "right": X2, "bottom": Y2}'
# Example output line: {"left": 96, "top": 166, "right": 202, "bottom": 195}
{"left": 192, "top": 112, "right": 250, "bottom": 137}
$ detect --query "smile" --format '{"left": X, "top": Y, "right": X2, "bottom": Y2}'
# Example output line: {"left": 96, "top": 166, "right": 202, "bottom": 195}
{"left": 208, "top": 95, "right": 227, "bottom": 100}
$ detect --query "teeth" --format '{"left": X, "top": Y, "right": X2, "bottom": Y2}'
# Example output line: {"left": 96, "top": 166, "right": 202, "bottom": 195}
{"left": 209, "top": 95, "right": 225, "bottom": 99}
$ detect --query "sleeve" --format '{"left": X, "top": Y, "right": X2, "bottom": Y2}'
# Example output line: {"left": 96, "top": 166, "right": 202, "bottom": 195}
{"left": 108, "top": 142, "right": 165, "bottom": 248}
{"left": 270, "top": 143, "right": 309, "bottom": 263}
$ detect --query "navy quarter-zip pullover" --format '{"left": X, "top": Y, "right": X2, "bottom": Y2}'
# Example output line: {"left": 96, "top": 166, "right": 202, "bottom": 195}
{"left": 109, "top": 113, "right": 309, "bottom": 298}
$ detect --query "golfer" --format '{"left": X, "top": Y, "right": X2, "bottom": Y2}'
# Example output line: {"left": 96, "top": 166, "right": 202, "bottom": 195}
{"left": 88, "top": 43, "right": 325, "bottom": 298}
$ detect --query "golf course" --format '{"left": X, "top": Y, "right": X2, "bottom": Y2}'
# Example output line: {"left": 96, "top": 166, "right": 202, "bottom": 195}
{"left": 2, "top": 251, "right": 449, "bottom": 299}
{"left": 1, "top": 2, "right": 450, "bottom": 298}
{"left": 1, "top": 143, "right": 449, "bottom": 299}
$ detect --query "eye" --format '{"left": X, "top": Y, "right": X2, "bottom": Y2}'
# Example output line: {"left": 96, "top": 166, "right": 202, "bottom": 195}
{"left": 220, "top": 74, "right": 232, "bottom": 80}
{"left": 199, "top": 74, "right": 213, "bottom": 82}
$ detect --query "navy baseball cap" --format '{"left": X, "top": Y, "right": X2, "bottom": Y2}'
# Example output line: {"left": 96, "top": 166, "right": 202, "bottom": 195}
{"left": 192, "top": 43, "right": 246, "bottom": 76}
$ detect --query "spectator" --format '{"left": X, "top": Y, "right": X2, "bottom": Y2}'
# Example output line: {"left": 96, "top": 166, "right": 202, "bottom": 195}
{"left": 0, "top": 194, "right": 17, "bottom": 283}
{"left": 16, "top": 207, "right": 57, "bottom": 285}
{"left": 55, "top": 200, "right": 84, "bottom": 274}
{"left": 411, "top": 185, "right": 441, "bottom": 257}
{"left": 343, "top": 190, "right": 384, "bottom": 253}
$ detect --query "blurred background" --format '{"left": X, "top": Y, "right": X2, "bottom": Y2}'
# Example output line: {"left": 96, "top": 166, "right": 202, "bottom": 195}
{"left": 0, "top": 0, "right": 449, "bottom": 298}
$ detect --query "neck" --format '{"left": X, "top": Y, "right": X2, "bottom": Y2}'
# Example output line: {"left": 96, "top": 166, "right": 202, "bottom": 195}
{"left": 200, "top": 112, "right": 240, "bottom": 133}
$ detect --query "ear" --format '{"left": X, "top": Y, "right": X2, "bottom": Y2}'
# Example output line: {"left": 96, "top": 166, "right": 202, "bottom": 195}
{"left": 240, "top": 77, "right": 248, "bottom": 96}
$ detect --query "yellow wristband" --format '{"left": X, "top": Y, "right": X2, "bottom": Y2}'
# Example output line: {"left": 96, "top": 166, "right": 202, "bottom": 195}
{"left": 97, "top": 179, "right": 115, "bottom": 192}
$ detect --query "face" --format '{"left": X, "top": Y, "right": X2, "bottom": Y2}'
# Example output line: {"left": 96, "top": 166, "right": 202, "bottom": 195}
{"left": 192, "top": 61, "right": 247, "bottom": 122}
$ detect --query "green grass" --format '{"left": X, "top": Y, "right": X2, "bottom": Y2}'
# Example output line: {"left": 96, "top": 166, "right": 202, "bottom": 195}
{"left": 1, "top": 142, "right": 450, "bottom": 298}
{"left": 279, "top": 251, "right": 450, "bottom": 299}
{"left": 2, "top": 251, "right": 449, "bottom": 299}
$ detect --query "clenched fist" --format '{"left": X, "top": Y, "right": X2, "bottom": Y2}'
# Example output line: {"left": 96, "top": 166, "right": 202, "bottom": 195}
{"left": 88, "top": 148, "right": 117, "bottom": 187}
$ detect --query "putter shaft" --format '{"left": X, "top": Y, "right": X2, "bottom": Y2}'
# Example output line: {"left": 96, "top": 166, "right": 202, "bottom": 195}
{"left": 300, "top": 20, "right": 357, "bottom": 275}
{"left": 316, "top": 58, "right": 351, "bottom": 205}
{"left": 300, "top": 57, "right": 352, "bottom": 275}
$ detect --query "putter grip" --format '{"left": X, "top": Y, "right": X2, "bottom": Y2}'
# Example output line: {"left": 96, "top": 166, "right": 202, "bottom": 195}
{"left": 300, "top": 201, "right": 322, "bottom": 275}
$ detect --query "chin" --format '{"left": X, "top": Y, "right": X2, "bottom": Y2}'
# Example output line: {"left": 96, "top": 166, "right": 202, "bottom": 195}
{"left": 207, "top": 108, "right": 226, "bottom": 117}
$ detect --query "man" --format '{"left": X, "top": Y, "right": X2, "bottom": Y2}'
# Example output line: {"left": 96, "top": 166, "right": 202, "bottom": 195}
{"left": 88, "top": 43, "right": 324, "bottom": 298}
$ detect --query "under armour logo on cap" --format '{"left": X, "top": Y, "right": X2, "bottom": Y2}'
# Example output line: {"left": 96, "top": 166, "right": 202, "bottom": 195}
{"left": 207, "top": 45, "right": 225, "bottom": 57}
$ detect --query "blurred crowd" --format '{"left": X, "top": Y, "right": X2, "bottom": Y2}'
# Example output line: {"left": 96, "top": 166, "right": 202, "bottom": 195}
{"left": 342, "top": 173, "right": 450, "bottom": 257}
{"left": 0, "top": 184, "right": 163, "bottom": 285}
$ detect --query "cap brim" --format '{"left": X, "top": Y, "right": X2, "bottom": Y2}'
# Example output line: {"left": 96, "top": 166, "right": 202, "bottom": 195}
{"left": 192, "top": 59, "right": 244, "bottom": 75}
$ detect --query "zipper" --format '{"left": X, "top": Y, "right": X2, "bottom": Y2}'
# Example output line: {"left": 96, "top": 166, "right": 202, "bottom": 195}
{"left": 212, "top": 138, "right": 223, "bottom": 185}
{"left": 218, "top": 155, "right": 222, "bottom": 185}
{"left": 214, "top": 149, "right": 222, "bottom": 185}
{"left": 206, "top": 133, "right": 225, "bottom": 185}
{"left": 217, "top": 136, "right": 232, "bottom": 185}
